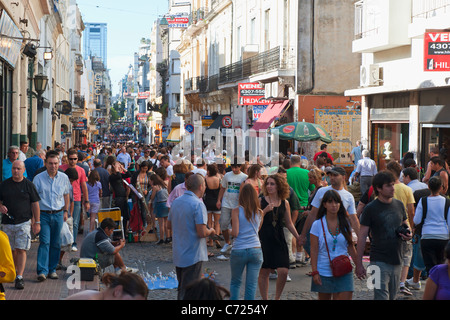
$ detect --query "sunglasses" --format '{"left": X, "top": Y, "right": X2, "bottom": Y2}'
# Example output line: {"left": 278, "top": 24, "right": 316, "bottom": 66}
{"left": 69, "top": 158, "right": 78, "bottom": 161}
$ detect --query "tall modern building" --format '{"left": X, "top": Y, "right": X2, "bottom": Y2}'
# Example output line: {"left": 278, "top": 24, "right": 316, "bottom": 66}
{"left": 83, "top": 22, "right": 107, "bottom": 67}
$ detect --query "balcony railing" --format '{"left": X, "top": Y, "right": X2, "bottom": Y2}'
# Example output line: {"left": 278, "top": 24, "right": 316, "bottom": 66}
{"left": 219, "top": 46, "right": 291, "bottom": 84}
{"left": 188, "top": 8, "right": 208, "bottom": 27}
{"left": 208, "top": 74, "right": 219, "bottom": 92}
{"left": 412, "top": 0, "right": 450, "bottom": 20}
{"left": 354, "top": 0, "right": 381, "bottom": 40}
{"left": 183, "top": 46, "right": 294, "bottom": 96}
{"left": 184, "top": 76, "right": 202, "bottom": 92}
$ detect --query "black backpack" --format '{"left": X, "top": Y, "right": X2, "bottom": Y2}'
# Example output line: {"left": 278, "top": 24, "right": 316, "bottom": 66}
{"left": 416, "top": 196, "right": 450, "bottom": 236}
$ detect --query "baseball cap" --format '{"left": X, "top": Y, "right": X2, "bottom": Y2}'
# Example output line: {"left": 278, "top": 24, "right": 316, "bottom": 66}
{"left": 329, "top": 166, "right": 346, "bottom": 176}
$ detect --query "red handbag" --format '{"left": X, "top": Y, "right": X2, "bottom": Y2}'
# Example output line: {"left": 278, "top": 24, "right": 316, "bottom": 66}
{"left": 321, "top": 218, "right": 353, "bottom": 277}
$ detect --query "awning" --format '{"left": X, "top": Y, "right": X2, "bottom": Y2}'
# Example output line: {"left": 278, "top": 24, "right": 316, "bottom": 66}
{"left": 208, "top": 115, "right": 230, "bottom": 130}
{"left": 251, "top": 100, "right": 290, "bottom": 132}
{"left": 0, "top": 10, "right": 23, "bottom": 68}
{"left": 166, "top": 127, "right": 180, "bottom": 143}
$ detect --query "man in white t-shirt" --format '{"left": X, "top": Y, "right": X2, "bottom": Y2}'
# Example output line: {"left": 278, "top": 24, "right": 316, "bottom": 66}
{"left": 216, "top": 162, "right": 248, "bottom": 255}
{"left": 192, "top": 158, "right": 207, "bottom": 177}
{"left": 160, "top": 155, "right": 174, "bottom": 176}
{"left": 299, "top": 166, "right": 360, "bottom": 246}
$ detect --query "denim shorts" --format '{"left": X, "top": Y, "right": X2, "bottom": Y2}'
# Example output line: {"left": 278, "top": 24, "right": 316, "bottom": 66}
{"left": 311, "top": 272, "right": 354, "bottom": 294}
{"left": 154, "top": 202, "right": 169, "bottom": 218}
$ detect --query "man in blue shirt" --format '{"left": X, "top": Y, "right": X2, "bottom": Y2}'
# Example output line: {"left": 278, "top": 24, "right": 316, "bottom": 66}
{"left": 24, "top": 149, "right": 46, "bottom": 181}
{"left": 2, "top": 146, "right": 27, "bottom": 181}
{"left": 116, "top": 146, "right": 131, "bottom": 170}
{"left": 32, "top": 151, "right": 70, "bottom": 282}
{"left": 351, "top": 141, "right": 363, "bottom": 168}
{"left": 93, "top": 159, "right": 111, "bottom": 208}
{"left": 168, "top": 174, "right": 216, "bottom": 299}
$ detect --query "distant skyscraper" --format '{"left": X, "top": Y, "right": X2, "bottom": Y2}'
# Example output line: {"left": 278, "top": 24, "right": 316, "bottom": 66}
{"left": 83, "top": 23, "right": 107, "bottom": 67}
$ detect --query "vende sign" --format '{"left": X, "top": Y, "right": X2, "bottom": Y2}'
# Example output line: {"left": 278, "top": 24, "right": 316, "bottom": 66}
{"left": 238, "top": 83, "right": 271, "bottom": 105}
{"left": 424, "top": 31, "right": 450, "bottom": 71}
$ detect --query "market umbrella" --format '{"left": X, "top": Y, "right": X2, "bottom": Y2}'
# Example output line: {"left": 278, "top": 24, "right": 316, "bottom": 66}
{"left": 273, "top": 121, "right": 332, "bottom": 143}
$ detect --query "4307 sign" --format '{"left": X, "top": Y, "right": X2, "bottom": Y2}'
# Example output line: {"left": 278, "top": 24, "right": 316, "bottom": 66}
{"left": 424, "top": 31, "right": 450, "bottom": 71}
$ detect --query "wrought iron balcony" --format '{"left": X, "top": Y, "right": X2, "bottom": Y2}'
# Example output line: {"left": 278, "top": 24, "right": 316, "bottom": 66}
{"left": 218, "top": 46, "right": 293, "bottom": 84}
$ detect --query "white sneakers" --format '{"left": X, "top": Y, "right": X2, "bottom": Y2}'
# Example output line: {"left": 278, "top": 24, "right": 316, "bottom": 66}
{"left": 217, "top": 243, "right": 232, "bottom": 261}
{"left": 405, "top": 278, "right": 421, "bottom": 290}
{"left": 220, "top": 243, "right": 232, "bottom": 254}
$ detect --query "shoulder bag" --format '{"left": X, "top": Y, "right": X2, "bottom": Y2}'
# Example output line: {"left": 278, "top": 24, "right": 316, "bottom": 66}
{"left": 321, "top": 218, "right": 353, "bottom": 277}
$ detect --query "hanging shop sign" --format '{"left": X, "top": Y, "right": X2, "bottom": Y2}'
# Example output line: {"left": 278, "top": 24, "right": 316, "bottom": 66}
{"left": 165, "top": 14, "right": 189, "bottom": 28}
{"left": 424, "top": 31, "right": 450, "bottom": 71}
{"left": 138, "top": 91, "right": 150, "bottom": 100}
{"left": 201, "top": 115, "right": 214, "bottom": 127}
{"left": 238, "top": 82, "right": 271, "bottom": 105}
{"left": 74, "top": 118, "right": 87, "bottom": 130}
{"left": 0, "top": 10, "right": 23, "bottom": 68}
{"left": 136, "top": 113, "right": 150, "bottom": 121}
{"left": 252, "top": 105, "right": 268, "bottom": 121}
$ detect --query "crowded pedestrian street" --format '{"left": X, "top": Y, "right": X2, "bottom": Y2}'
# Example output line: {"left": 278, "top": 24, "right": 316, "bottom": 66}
{"left": 1, "top": 0, "right": 450, "bottom": 308}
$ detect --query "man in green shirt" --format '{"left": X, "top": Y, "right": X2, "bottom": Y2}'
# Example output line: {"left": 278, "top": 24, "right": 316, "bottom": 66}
{"left": 286, "top": 155, "right": 315, "bottom": 266}
{"left": 286, "top": 155, "right": 315, "bottom": 207}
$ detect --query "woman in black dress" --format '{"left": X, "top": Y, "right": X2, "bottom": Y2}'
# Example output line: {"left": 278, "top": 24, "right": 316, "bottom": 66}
{"left": 204, "top": 164, "right": 222, "bottom": 248}
{"left": 258, "top": 174, "right": 301, "bottom": 300}
{"left": 109, "top": 161, "right": 132, "bottom": 232}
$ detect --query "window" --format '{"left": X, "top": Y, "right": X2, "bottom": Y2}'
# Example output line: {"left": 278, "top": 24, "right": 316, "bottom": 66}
{"left": 250, "top": 18, "right": 256, "bottom": 44}
{"left": 236, "top": 26, "right": 241, "bottom": 60}
{"left": 172, "top": 59, "right": 180, "bottom": 74}
{"left": 264, "top": 9, "right": 270, "bottom": 50}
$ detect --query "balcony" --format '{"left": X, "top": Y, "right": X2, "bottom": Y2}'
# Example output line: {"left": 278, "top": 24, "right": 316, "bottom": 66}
{"left": 409, "top": 0, "right": 450, "bottom": 37}
{"left": 73, "top": 93, "right": 85, "bottom": 108}
{"left": 185, "top": 8, "right": 209, "bottom": 37}
{"left": 219, "top": 46, "right": 294, "bottom": 85}
{"left": 353, "top": 0, "right": 411, "bottom": 53}
{"left": 412, "top": 0, "right": 450, "bottom": 20}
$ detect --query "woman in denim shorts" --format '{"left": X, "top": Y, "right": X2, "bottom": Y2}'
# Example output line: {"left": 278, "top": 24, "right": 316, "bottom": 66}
{"left": 310, "top": 190, "right": 358, "bottom": 300}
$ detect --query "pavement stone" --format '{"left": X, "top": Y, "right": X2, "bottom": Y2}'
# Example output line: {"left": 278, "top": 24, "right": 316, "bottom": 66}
{"left": 119, "top": 240, "right": 425, "bottom": 301}
{"left": 4, "top": 229, "right": 425, "bottom": 300}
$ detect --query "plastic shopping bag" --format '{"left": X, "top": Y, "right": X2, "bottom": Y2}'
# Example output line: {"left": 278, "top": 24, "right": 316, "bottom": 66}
{"left": 60, "top": 221, "right": 73, "bottom": 247}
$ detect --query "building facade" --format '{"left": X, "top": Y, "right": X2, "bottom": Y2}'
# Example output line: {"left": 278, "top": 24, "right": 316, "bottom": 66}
{"left": 83, "top": 22, "right": 107, "bottom": 68}
{"left": 173, "top": 0, "right": 360, "bottom": 162}
{"left": 346, "top": 0, "right": 450, "bottom": 170}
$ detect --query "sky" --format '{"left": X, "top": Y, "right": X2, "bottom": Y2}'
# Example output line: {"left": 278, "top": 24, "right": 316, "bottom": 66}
{"left": 76, "top": 0, "right": 168, "bottom": 97}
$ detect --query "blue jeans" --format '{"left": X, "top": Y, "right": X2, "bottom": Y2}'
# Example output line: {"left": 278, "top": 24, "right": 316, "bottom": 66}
{"left": 72, "top": 201, "right": 82, "bottom": 246}
{"left": 369, "top": 261, "right": 402, "bottom": 300}
{"left": 37, "top": 211, "right": 64, "bottom": 275}
{"left": 230, "top": 248, "right": 263, "bottom": 300}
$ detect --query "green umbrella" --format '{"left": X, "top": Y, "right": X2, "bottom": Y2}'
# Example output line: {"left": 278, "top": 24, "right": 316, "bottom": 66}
{"left": 273, "top": 121, "right": 332, "bottom": 143}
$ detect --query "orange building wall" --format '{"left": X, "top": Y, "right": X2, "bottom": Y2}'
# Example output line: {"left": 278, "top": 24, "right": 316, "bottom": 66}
{"left": 298, "top": 95, "right": 361, "bottom": 122}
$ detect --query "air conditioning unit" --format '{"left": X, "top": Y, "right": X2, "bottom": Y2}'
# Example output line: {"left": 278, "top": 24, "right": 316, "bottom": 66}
{"left": 360, "top": 64, "right": 382, "bottom": 87}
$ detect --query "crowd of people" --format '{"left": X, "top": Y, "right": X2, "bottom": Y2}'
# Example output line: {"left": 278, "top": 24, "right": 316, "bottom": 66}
{"left": 0, "top": 139, "right": 450, "bottom": 301}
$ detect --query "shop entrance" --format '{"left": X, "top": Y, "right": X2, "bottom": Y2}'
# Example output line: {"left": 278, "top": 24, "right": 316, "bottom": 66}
{"left": 421, "top": 126, "right": 450, "bottom": 169}
{"left": 371, "top": 122, "right": 409, "bottom": 171}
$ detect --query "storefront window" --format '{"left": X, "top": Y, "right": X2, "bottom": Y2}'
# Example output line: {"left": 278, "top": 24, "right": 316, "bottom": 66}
{"left": 372, "top": 123, "right": 409, "bottom": 171}
{"left": 421, "top": 127, "right": 450, "bottom": 170}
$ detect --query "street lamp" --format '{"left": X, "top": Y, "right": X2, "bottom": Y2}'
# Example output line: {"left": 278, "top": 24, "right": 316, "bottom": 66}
{"left": 33, "top": 73, "right": 48, "bottom": 109}
{"left": 43, "top": 51, "right": 53, "bottom": 60}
